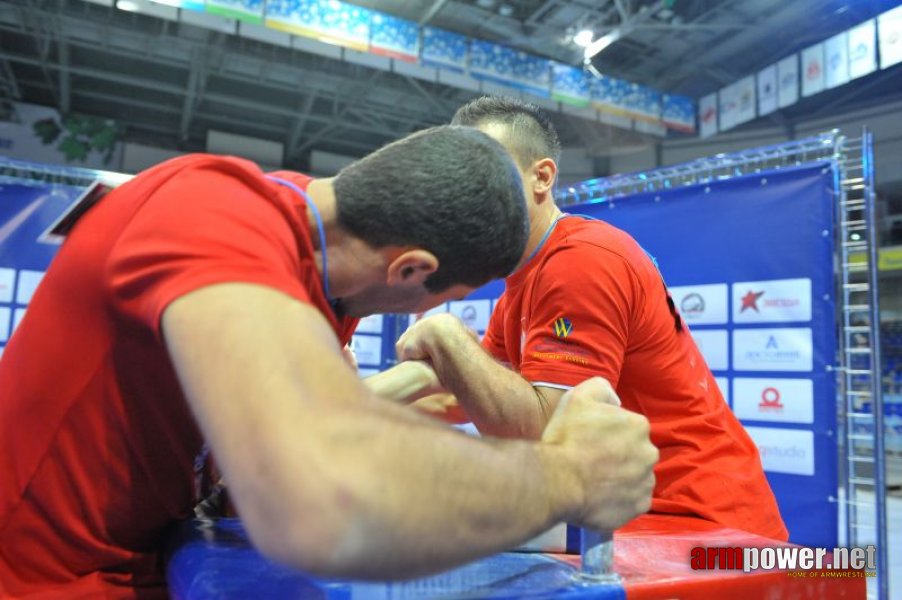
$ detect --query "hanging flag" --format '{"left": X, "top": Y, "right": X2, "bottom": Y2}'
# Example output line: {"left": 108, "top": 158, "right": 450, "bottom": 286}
{"left": 878, "top": 4, "right": 902, "bottom": 69}
{"left": 848, "top": 19, "right": 877, "bottom": 79}
{"left": 777, "top": 55, "right": 799, "bottom": 108}
{"left": 824, "top": 32, "right": 849, "bottom": 88}
{"left": 699, "top": 93, "right": 718, "bottom": 138}
{"left": 757, "top": 64, "right": 778, "bottom": 116}
{"left": 801, "top": 43, "right": 825, "bottom": 97}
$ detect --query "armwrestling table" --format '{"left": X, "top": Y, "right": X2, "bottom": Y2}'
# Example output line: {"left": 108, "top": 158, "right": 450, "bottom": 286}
{"left": 166, "top": 514, "right": 865, "bottom": 599}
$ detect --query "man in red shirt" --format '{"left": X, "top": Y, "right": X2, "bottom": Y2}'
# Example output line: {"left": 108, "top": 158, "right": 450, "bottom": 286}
{"left": 394, "top": 97, "right": 787, "bottom": 541}
{"left": 0, "top": 125, "right": 658, "bottom": 598}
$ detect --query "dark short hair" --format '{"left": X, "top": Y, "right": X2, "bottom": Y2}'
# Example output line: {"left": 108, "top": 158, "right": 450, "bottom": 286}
{"left": 333, "top": 125, "right": 528, "bottom": 292}
{"left": 451, "top": 96, "right": 562, "bottom": 169}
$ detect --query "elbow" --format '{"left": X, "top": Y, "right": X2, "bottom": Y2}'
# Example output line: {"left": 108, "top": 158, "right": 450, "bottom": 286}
{"left": 238, "top": 479, "right": 359, "bottom": 577}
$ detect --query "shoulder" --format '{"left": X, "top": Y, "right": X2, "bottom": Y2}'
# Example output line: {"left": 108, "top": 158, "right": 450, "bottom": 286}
{"left": 543, "top": 218, "right": 638, "bottom": 272}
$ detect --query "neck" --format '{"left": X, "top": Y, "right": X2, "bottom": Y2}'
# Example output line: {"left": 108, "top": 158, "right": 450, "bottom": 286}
{"left": 305, "top": 178, "right": 381, "bottom": 300}
{"left": 524, "top": 200, "right": 564, "bottom": 259}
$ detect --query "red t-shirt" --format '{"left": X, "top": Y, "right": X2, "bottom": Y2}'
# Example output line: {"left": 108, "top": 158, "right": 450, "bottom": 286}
{"left": 483, "top": 215, "right": 788, "bottom": 541}
{"left": 0, "top": 155, "right": 358, "bottom": 598}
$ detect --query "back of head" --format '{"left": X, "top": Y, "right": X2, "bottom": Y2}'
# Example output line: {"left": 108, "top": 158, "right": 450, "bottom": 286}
{"left": 333, "top": 125, "right": 528, "bottom": 292}
{"left": 451, "top": 96, "right": 562, "bottom": 170}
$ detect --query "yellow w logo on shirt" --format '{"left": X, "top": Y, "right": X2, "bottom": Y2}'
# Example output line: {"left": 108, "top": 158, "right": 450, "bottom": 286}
{"left": 553, "top": 317, "right": 573, "bottom": 338}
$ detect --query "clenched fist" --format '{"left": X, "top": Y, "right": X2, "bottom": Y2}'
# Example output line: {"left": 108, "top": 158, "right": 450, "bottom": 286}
{"left": 539, "top": 377, "right": 657, "bottom": 531}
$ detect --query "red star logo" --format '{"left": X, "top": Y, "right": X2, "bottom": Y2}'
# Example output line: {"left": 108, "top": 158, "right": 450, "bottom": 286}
{"left": 740, "top": 290, "right": 765, "bottom": 312}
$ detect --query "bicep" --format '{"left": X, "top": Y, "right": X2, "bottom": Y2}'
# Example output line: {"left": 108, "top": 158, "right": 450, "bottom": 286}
{"left": 520, "top": 251, "right": 637, "bottom": 388}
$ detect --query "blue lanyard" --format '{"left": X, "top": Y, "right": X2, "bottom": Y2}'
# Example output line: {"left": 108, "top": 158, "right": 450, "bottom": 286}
{"left": 266, "top": 175, "right": 332, "bottom": 302}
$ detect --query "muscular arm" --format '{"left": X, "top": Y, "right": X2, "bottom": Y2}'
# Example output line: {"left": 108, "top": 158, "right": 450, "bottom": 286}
{"left": 395, "top": 315, "right": 570, "bottom": 439}
{"left": 163, "top": 283, "right": 584, "bottom": 579}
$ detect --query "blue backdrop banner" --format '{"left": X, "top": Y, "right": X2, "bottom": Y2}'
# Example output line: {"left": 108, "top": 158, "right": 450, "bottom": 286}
{"left": 567, "top": 162, "right": 838, "bottom": 547}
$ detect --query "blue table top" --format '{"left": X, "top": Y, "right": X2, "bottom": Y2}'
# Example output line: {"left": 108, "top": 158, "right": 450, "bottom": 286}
{"left": 167, "top": 519, "right": 624, "bottom": 600}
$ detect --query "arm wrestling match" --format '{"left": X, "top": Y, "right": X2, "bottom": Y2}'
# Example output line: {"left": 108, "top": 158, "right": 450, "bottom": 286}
{"left": 0, "top": 122, "right": 657, "bottom": 598}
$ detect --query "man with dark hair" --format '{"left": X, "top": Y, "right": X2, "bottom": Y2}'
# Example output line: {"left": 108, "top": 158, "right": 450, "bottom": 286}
{"left": 391, "top": 97, "right": 788, "bottom": 541}
{"left": 0, "top": 125, "right": 658, "bottom": 599}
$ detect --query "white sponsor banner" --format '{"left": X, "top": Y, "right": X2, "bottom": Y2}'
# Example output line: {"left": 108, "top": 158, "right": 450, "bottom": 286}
{"left": 732, "top": 278, "right": 812, "bottom": 324}
{"left": 733, "top": 328, "right": 813, "bottom": 372}
{"left": 715, "top": 377, "right": 729, "bottom": 405}
{"left": 879, "top": 4, "right": 902, "bottom": 69}
{"left": 699, "top": 93, "right": 718, "bottom": 138}
{"left": 408, "top": 303, "right": 448, "bottom": 327}
{"left": 848, "top": 19, "right": 877, "bottom": 80}
{"left": 746, "top": 426, "right": 814, "bottom": 476}
{"left": 733, "top": 378, "right": 814, "bottom": 424}
{"left": 757, "top": 64, "right": 778, "bottom": 116}
{"left": 0, "top": 268, "right": 15, "bottom": 303}
{"left": 351, "top": 334, "right": 382, "bottom": 367}
{"left": 801, "top": 43, "right": 825, "bottom": 97}
{"left": 719, "top": 78, "right": 753, "bottom": 130}
{"left": 669, "top": 283, "right": 728, "bottom": 325}
{"left": 734, "top": 75, "right": 756, "bottom": 126}
{"left": 15, "top": 270, "right": 44, "bottom": 305}
{"left": 448, "top": 299, "right": 492, "bottom": 332}
{"left": 689, "top": 329, "right": 728, "bottom": 371}
{"left": 13, "top": 308, "right": 26, "bottom": 332}
{"left": 355, "top": 314, "right": 384, "bottom": 334}
{"left": 0, "top": 307, "right": 10, "bottom": 343}
{"left": 824, "top": 31, "right": 850, "bottom": 88}
{"left": 777, "top": 55, "right": 799, "bottom": 108}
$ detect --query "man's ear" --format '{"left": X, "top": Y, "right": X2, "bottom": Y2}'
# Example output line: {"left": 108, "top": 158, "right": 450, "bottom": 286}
{"left": 386, "top": 249, "right": 439, "bottom": 286}
{"left": 532, "top": 158, "right": 558, "bottom": 200}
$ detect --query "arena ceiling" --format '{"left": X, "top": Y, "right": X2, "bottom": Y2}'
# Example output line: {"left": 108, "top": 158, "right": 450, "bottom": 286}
{"left": 1, "top": 0, "right": 901, "bottom": 171}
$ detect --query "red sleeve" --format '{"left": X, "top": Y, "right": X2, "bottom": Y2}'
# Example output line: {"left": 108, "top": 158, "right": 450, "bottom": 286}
{"left": 481, "top": 295, "right": 508, "bottom": 363}
{"left": 105, "top": 161, "right": 313, "bottom": 339}
{"left": 519, "top": 245, "right": 644, "bottom": 389}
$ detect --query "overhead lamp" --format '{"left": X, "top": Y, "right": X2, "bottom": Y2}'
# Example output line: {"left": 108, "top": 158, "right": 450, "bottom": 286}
{"left": 584, "top": 29, "right": 622, "bottom": 59}
{"left": 573, "top": 29, "right": 594, "bottom": 47}
{"left": 116, "top": 0, "right": 141, "bottom": 11}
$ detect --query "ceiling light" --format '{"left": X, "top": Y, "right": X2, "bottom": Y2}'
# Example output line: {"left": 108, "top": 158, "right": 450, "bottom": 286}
{"left": 584, "top": 29, "right": 622, "bottom": 59}
{"left": 573, "top": 29, "right": 594, "bottom": 47}
{"left": 117, "top": 0, "right": 141, "bottom": 11}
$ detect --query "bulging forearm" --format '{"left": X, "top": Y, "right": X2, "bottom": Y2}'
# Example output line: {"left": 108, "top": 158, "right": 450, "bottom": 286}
{"left": 430, "top": 335, "right": 548, "bottom": 439}
{"left": 248, "top": 400, "right": 567, "bottom": 579}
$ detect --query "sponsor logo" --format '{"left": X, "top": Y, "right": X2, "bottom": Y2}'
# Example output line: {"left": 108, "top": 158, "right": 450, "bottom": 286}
{"left": 733, "top": 329, "right": 812, "bottom": 372}
{"left": 733, "top": 378, "right": 813, "bottom": 424}
{"left": 759, "top": 387, "right": 784, "bottom": 412}
{"left": 806, "top": 59, "right": 821, "bottom": 79}
{"left": 449, "top": 299, "right": 490, "bottom": 332}
{"left": 533, "top": 336, "right": 591, "bottom": 358}
{"left": 553, "top": 317, "right": 573, "bottom": 338}
{"left": 460, "top": 305, "right": 478, "bottom": 330}
{"left": 740, "top": 290, "right": 765, "bottom": 312}
{"left": 734, "top": 278, "right": 811, "bottom": 323}
{"left": 0, "top": 267, "right": 14, "bottom": 303}
{"left": 746, "top": 426, "right": 814, "bottom": 475}
{"left": 680, "top": 293, "right": 705, "bottom": 316}
{"left": 670, "top": 284, "right": 727, "bottom": 325}
{"left": 746, "top": 336, "right": 801, "bottom": 364}
{"left": 690, "top": 545, "right": 877, "bottom": 575}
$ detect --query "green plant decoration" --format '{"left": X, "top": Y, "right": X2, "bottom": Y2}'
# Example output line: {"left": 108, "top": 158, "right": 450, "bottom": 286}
{"left": 32, "top": 113, "right": 120, "bottom": 165}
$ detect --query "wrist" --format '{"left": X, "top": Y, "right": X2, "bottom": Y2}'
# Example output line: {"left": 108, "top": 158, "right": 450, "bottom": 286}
{"left": 535, "top": 442, "right": 582, "bottom": 525}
